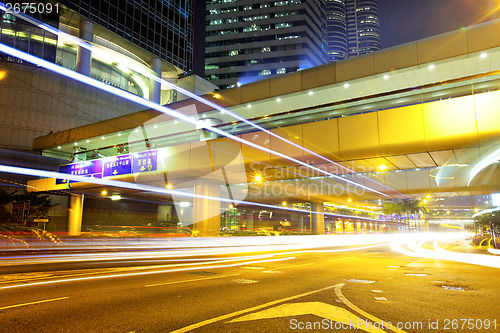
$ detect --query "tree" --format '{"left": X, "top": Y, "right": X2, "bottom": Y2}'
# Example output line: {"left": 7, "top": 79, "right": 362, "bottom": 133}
{"left": 12, "top": 190, "right": 58, "bottom": 220}
{"left": 401, "top": 199, "right": 428, "bottom": 231}
{"left": 0, "top": 188, "right": 16, "bottom": 223}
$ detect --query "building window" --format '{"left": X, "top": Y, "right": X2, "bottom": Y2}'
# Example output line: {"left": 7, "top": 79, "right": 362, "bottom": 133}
{"left": 262, "top": 47, "right": 271, "bottom": 52}
{"left": 275, "top": 23, "right": 292, "bottom": 29}
{"left": 277, "top": 68, "right": 286, "bottom": 74}
{"left": 229, "top": 50, "right": 239, "bottom": 56}
{"left": 259, "top": 69, "right": 272, "bottom": 76}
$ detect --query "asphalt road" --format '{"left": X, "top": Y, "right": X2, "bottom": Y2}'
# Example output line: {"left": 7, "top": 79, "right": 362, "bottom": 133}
{"left": 0, "top": 233, "right": 498, "bottom": 333}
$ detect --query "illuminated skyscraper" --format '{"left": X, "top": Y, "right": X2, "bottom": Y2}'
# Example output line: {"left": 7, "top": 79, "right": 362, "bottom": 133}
{"left": 326, "top": 0, "right": 380, "bottom": 61}
{"left": 205, "top": 0, "right": 326, "bottom": 89}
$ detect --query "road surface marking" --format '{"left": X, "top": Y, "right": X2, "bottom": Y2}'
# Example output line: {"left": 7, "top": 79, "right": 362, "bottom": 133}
{"left": 228, "top": 302, "right": 386, "bottom": 333}
{"left": 0, "top": 256, "right": 294, "bottom": 290}
{"left": 230, "top": 279, "right": 258, "bottom": 284}
{"left": 240, "top": 266, "right": 265, "bottom": 270}
{"left": 442, "top": 286, "right": 464, "bottom": 291}
{"left": 374, "top": 297, "right": 387, "bottom": 301}
{"left": 329, "top": 256, "right": 355, "bottom": 262}
{"left": 334, "top": 284, "right": 406, "bottom": 333}
{"left": 0, "top": 296, "right": 69, "bottom": 310}
{"left": 169, "top": 283, "right": 343, "bottom": 333}
{"left": 260, "top": 270, "right": 283, "bottom": 274}
{"left": 347, "top": 279, "right": 376, "bottom": 284}
{"left": 266, "top": 262, "right": 315, "bottom": 272}
{"left": 388, "top": 266, "right": 400, "bottom": 268}
{"left": 405, "top": 273, "right": 427, "bottom": 277}
{"left": 145, "top": 274, "right": 239, "bottom": 287}
{"left": 371, "top": 290, "right": 383, "bottom": 293}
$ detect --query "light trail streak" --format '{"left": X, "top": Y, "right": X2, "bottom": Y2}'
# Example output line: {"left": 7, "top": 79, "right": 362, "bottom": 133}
{"left": 0, "top": 164, "right": 384, "bottom": 222}
{"left": 0, "top": 255, "right": 280, "bottom": 285}
{"left": 0, "top": 256, "right": 295, "bottom": 290}
{"left": 0, "top": 13, "right": 389, "bottom": 197}
{"left": 488, "top": 248, "right": 500, "bottom": 255}
{"left": 390, "top": 233, "right": 500, "bottom": 269}
{"left": 0, "top": 234, "right": 407, "bottom": 267}
{"left": 0, "top": 3, "right": 397, "bottom": 196}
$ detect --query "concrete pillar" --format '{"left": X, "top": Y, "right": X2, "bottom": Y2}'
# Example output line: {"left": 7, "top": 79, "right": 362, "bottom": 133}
{"left": 68, "top": 194, "right": 84, "bottom": 236}
{"left": 245, "top": 210, "right": 254, "bottom": 231}
{"left": 76, "top": 21, "right": 94, "bottom": 76}
{"left": 149, "top": 58, "right": 162, "bottom": 103}
{"left": 192, "top": 181, "right": 221, "bottom": 236}
{"left": 157, "top": 205, "right": 172, "bottom": 224}
{"left": 310, "top": 202, "right": 325, "bottom": 235}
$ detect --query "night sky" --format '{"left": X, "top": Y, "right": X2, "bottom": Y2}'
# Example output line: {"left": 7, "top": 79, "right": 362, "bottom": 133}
{"left": 192, "top": 0, "right": 500, "bottom": 76}
{"left": 379, "top": 0, "right": 498, "bottom": 48}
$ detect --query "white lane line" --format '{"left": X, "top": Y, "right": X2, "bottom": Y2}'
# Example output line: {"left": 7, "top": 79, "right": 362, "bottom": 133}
{"left": 371, "top": 290, "right": 383, "bottom": 293}
{"left": 347, "top": 279, "right": 376, "bottom": 284}
{"left": 374, "top": 297, "right": 387, "bottom": 301}
{"left": 145, "top": 274, "right": 239, "bottom": 287}
{"left": 0, "top": 257, "right": 295, "bottom": 290}
{"left": 442, "top": 286, "right": 465, "bottom": 291}
{"left": 0, "top": 296, "right": 69, "bottom": 310}
{"left": 230, "top": 279, "right": 258, "bottom": 284}
{"left": 265, "top": 262, "right": 315, "bottom": 272}
{"left": 405, "top": 273, "right": 427, "bottom": 277}
{"left": 334, "top": 284, "right": 406, "bottom": 333}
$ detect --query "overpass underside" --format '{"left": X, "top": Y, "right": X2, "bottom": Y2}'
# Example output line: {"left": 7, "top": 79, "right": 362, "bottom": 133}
{"left": 25, "top": 20, "right": 500, "bottom": 235}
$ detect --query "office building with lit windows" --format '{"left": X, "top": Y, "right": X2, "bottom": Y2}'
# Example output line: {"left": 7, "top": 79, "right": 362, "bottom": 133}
{"left": 205, "top": 0, "right": 327, "bottom": 89}
{"left": 326, "top": 0, "right": 381, "bottom": 61}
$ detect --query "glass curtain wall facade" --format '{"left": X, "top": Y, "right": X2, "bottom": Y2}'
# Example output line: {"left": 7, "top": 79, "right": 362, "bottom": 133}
{"left": 325, "top": 0, "right": 347, "bottom": 61}
{"left": 205, "top": 0, "right": 327, "bottom": 89}
{"left": 0, "top": 8, "right": 58, "bottom": 63}
{"left": 57, "top": 0, "right": 194, "bottom": 73}
{"left": 326, "top": 0, "right": 380, "bottom": 61}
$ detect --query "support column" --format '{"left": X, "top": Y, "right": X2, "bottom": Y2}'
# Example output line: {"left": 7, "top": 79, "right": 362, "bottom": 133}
{"left": 68, "top": 194, "right": 84, "bottom": 236}
{"left": 310, "top": 202, "right": 325, "bottom": 235}
{"left": 245, "top": 210, "right": 254, "bottom": 231}
{"left": 149, "top": 58, "right": 162, "bottom": 103}
{"left": 297, "top": 215, "right": 304, "bottom": 232}
{"left": 193, "top": 181, "right": 221, "bottom": 236}
{"left": 157, "top": 205, "right": 172, "bottom": 225}
{"left": 76, "top": 21, "right": 94, "bottom": 76}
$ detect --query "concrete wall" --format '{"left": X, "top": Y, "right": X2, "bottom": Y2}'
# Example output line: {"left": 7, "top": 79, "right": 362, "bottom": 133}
{"left": 0, "top": 61, "right": 144, "bottom": 150}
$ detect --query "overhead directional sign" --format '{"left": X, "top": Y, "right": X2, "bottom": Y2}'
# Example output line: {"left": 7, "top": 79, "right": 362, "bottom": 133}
{"left": 56, "top": 149, "right": 158, "bottom": 183}
{"left": 56, "top": 160, "right": 103, "bottom": 184}
{"left": 103, "top": 154, "right": 132, "bottom": 177}
{"left": 132, "top": 150, "right": 157, "bottom": 173}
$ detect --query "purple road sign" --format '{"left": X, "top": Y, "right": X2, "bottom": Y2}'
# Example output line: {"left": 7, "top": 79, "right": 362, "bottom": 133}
{"left": 56, "top": 160, "right": 103, "bottom": 184}
{"left": 103, "top": 154, "right": 132, "bottom": 177}
{"left": 132, "top": 150, "right": 157, "bottom": 173}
